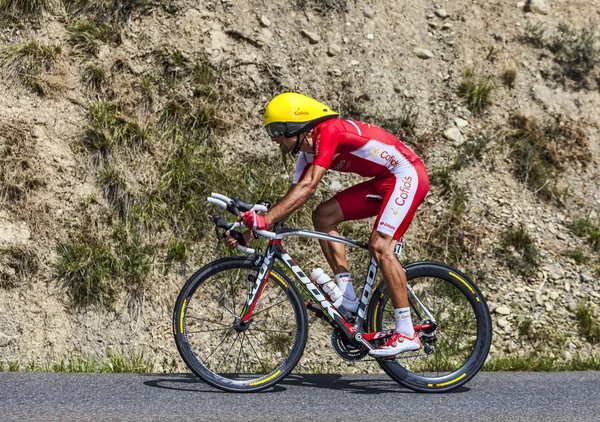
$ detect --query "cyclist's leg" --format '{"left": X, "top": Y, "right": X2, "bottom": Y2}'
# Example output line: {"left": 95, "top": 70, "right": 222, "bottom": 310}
{"left": 312, "top": 180, "right": 380, "bottom": 274}
{"left": 368, "top": 163, "right": 429, "bottom": 357}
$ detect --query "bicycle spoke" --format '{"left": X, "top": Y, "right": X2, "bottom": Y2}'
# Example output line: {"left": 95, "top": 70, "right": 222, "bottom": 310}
{"left": 186, "top": 315, "right": 231, "bottom": 327}
{"left": 199, "top": 284, "right": 236, "bottom": 316}
{"left": 203, "top": 327, "right": 234, "bottom": 362}
{"left": 235, "top": 334, "right": 246, "bottom": 373}
{"left": 244, "top": 330, "right": 270, "bottom": 373}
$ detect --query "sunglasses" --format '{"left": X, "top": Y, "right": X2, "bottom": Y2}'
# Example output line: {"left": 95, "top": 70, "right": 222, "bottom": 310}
{"left": 265, "top": 122, "right": 287, "bottom": 138}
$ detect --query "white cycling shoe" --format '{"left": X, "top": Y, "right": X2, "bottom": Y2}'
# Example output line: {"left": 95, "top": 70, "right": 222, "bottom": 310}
{"left": 368, "top": 331, "right": 422, "bottom": 358}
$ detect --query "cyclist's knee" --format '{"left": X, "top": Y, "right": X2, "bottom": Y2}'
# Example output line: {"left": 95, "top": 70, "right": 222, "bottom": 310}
{"left": 312, "top": 201, "right": 342, "bottom": 229}
{"left": 369, "top": 232, "right": 396, "bottom": 262}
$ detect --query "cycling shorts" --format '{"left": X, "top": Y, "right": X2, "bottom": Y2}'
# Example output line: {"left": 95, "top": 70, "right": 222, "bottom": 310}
{"left": 333, "top": 161, "right": 429, "bottom": 240}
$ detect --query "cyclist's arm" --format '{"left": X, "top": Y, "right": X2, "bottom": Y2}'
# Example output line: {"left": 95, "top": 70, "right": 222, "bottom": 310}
{"left": 264, "top": 164, "right": 327, "bottom": 228}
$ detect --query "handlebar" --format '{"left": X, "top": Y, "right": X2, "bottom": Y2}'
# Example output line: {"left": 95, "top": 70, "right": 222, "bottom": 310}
{"left": 208, "top": 193, "right": 277, "bottom": 254}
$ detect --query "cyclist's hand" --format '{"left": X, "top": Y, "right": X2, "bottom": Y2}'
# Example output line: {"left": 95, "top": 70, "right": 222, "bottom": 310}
{"left": 224, "top": 230, "right": 247, "bottom": 249}
{"left": 240, "top": 210, "right": 268, "bottom": 230}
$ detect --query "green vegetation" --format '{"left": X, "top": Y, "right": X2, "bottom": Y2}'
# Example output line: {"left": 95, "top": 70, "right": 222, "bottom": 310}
{"left": 423, "top": 167, "right": 472, "bottom": 264}
{"left": 0, "top": 0, "right": 48, "bottom": 15}
{"left": 501, "top": 66, "right": 517, "bottom": 88}
{"left": 457, "top": 67, "right": 494, "bottom": 114}
{"left": 83, "top": 63, "right": 108, "bottom": 93}
{"left": 57, "top": 236, "right": 122, "bottom": 307}
{"left": 550, "top": 24, "right": 599, "bottom": 83}
{"left": 570, "top": 218, "right": 600, "bottom": 251}
{"left": 166, "top": 238, "right": 190, "bottom": 262}
{"left": 497, "top": 223, "right": 539, "bottom": 277}
{"left": 84, "top": 102, "right": 150, "bottom": 155}
{"left": 0, "top": 40, "right": 62, "bottom": 95}
{"left": 100, "top": 167, "right": 131, "bottom": 219}
{"left": 3, "top": 349, "right": 154, "bottom": 373}
{"left": 504, "top": 115, "right": 590, "bottom": 202}
{"left": 576, "top": 302, "right": 600, "bottom": 344}
{"left": 68, "top": 19, "right": 117, "bottom": 54}
{"left": 56, "top": 227, "right": 154, "bottom": 308}
{"left": 568, "top": 248, "right": 590, "bottom": 265}
{"left": 521, "top": 20, "right": 547, "bottom": 48}
{"left": 519, "top": 21, "right": 598, "bottom": 85}
{"left": 483, "top": 354, "right": 600, "bottom": 371}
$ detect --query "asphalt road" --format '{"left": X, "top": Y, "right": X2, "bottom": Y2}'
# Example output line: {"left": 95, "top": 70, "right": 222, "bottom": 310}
{"left": 1, "top": 372, "right": 599, "bottom": 421}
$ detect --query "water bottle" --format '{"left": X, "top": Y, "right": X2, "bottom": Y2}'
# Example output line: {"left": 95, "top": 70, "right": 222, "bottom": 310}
{"left": 310, "top": 268, "right": 352, "bottom": 319}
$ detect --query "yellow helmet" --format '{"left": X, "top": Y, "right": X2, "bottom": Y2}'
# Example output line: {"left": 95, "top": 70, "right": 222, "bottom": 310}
{"left": 264, "top": 92, "right": 338, "bottom": 138}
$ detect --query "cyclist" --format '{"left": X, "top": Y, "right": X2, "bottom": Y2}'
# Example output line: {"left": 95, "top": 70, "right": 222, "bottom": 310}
{"left": 224, "top": 92, "right": 429, "bottom": 357}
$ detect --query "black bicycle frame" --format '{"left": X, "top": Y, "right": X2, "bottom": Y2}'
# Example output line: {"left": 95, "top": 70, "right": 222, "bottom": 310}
{"left": 238, "top": 228, "right": 403, "bottom": 350}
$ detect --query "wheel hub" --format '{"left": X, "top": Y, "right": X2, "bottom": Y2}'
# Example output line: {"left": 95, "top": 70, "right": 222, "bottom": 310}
{"left": 233, "top": 316, "right": 251, "bottom": 333}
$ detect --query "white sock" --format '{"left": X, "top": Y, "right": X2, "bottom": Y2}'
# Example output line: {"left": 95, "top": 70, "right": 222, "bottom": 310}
{"left": 335, "top": 272, "right": 357, "bottom": 301}
{"left": 394, "top": 307, "right": 414, "bottom": 336}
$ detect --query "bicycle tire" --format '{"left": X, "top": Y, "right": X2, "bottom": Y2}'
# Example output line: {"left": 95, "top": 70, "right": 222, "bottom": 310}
{"left": 173, "top": 256, "right": 308, "bottom": 392}
{"left": 367, "top": 261, "right": 492, "bottom": 393}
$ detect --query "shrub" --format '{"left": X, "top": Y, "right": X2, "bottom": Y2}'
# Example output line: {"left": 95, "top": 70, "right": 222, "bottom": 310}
{"left": 497, "top": 223, "right": 539, "bottom": 277}
{"left": 570, "top": 218, "right": 600, "bottom": 251}
{"left": 457, "top": 68, "right": 494, "bottom": 114}
{"left": 502, "top": 66, "right": 517, "bottom": 88}
{"left": 57, "top": 236, "right": 122, "bottom": 307}
{"left": 550, "top": 24, "right": 599, "bottom": 82}
{"left": 576, "top": 302, "right": 600, "bottom": 344}
{"left": 504, "top": 115, "right": 590, "bottom": 202}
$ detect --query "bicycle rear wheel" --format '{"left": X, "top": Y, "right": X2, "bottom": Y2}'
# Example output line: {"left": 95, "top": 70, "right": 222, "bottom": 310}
{"left": 173, "top": 257, "right": 308, "bottom": 392}
{"left": 367, "top": 262, "right": 492, "bottom": 392}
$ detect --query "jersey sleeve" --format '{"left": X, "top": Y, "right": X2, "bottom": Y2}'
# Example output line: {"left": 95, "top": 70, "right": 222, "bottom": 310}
{"left": 312, "top": 123, "right": 341, "bottom": 169}
{"left": 293, "top": 152, "right": 314, "bottom": 184}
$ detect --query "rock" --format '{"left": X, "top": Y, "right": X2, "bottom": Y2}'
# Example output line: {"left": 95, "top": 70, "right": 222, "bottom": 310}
{"left": 565, "top": 282, "right": 571, "bottom": 292}
{"left": 435, "top": 8, "right": 448, "bottom": 18}
{"left": 260, "top": 15, "right": 271, "bottom": 27}
{"left": 366, "top": 33, "right": 374, "bottom": 40}
{"left": 428, "top": 22, "right": 438, "bottom": 29}
{"left": 567, "top": 301, "right": 578, "bottom": 312}
{"left": 327, "top": 44, "right": 342, "bottom": 56}
{"left": 442, "top": 23, "right": 453, "bottom": 30}
{"left": 393, "top": 84, "right": 402, "bottom": 93}
{"left": 443, "top": 127, "right": 465, "bottom": 145}
{"left": 495, "top": 306, "right": 511, "bottom": 315}
{"left": 350, "top": 59, "right": 360, "bottom": 66}
{"left": 363, "top": 7, "right": 375, "bottom": 18}
{"left": 455, "top": 118, "right": 468, "bottom": 128}
{"left": 0, "top": 332, "right": 15, "bottom": 347}
{"left": 549, "top": 291, "right": 559, "bottom": 300}
{"left": 557, "top": 233, "right": 567, "bottom": 240}
{"left": 494, "top": 32, "right": 505, "bottom": 41}
{"left": 517, "top": 1, "right": 526, "bottom": 7}
{"left": 301, "top": 30, "right": 320, "bottom": 44}
{"left": 329, "top": 180, "right": 343, "bottom": 193}
{"left": 527, "top": 0, "right": 549, "bottom": 15}
{"left": 497, "top": 318, "right": 510, "bottom": 328}
{"left": 581, "top": 273, "right": 593, "bottom": 282}
{"left": 413, "top": 48, "right": 434, "bottom": 59}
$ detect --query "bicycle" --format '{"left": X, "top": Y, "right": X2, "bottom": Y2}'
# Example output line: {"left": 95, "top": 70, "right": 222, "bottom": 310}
{"left": 173, "top": 192, "right": 493, "bottom": 393}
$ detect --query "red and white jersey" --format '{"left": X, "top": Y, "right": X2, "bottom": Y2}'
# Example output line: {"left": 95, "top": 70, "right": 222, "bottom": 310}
{"left": 293, "top": 119, "right": 422, "bottom": 183}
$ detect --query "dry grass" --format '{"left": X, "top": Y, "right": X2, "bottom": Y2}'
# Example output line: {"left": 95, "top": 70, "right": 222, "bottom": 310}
{"left": 0, "top": 40, "right": 62, "bottom": 95}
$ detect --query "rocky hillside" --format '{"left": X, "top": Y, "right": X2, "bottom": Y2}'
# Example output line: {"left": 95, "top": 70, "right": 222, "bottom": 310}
{"left": 1, "top": 0, "right": 599, "bottom": 371}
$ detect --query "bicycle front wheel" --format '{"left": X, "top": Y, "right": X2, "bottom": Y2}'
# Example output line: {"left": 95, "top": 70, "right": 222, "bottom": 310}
{"left": 173, "top": 257, "right": 308, "bottom": 392}
{"left": 367, "top": 262, "right": 492, "bottom": 393}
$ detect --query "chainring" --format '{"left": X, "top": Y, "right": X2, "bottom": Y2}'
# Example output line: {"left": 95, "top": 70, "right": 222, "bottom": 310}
{"left": 330, "top": 327, "right": 369, "bottom": 361}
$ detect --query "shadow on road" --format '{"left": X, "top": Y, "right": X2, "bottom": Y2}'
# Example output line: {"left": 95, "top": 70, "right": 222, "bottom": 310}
{"left": 142, "top": 373, "right": 470, "bottom": 395}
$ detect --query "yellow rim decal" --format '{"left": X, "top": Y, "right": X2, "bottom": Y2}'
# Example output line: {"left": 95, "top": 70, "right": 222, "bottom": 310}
{"left": 449, "top": 272, "right": 475, "bottom": 295}
{"left": 373, "top": 301, "right": 381, "bottom": 331}
{"left": 249, "top": 370, "right": 281, "bottom": 386}
{"left": 180, "top": 298, "right": 187, "bottom": 334}
{"left": 433, "top": 373, "right": 467, "bottom": 387}
{"left": 270, "top": 272, "right": 288, "bottom": 288}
